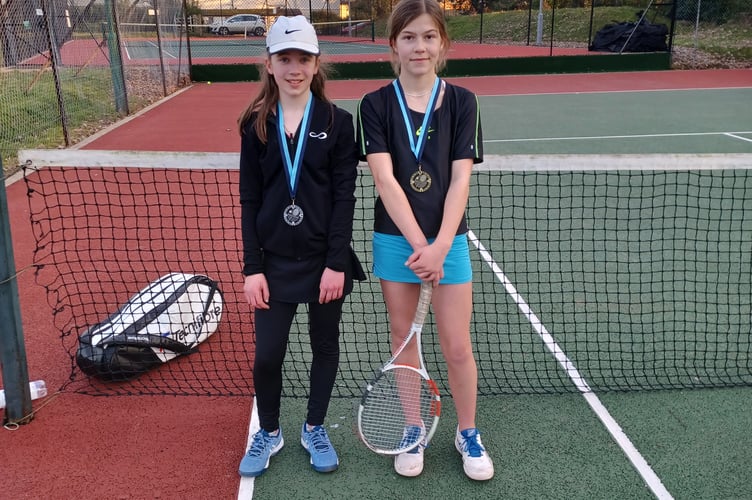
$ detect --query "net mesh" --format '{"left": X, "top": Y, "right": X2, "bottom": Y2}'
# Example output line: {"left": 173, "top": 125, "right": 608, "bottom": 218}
{"left": 19, "top": 151, "right": 752, "bottom": 397}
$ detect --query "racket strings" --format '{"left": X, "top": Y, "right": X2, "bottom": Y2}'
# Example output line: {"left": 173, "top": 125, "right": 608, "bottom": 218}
{"left": 359, "top": 367, "right": 439, "bottom": 453}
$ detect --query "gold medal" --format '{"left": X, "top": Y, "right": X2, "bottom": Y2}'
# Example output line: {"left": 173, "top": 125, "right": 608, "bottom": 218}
{"left": 409, "top": 166, "right": 432, "bottom": 192}
{"left": 393, "top": 79, "right": 441, "bottom": 194}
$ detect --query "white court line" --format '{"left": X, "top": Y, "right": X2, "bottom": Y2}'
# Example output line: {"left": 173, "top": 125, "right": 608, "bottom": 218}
{"left": 486, "top": 131, "right": 752, "bottom": 143}
{"left": 467, "top": 230, "right": 674, "bottom": 500}
{"left": 149, "top": 40, "right": 178, "bottom": 60}
{"left": 477, "top": 86, "right": 752, "bottom": 98}
{"left": 725, "top": 133, "right": 752, "bottom": 143}
{"left": 238, "top": 397, "right": 260, "bottom": 500}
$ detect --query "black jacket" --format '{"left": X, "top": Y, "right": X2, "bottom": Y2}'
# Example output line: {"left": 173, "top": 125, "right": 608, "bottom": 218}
{"left": 239, "top": 98, "right": 360, "bottom": 277}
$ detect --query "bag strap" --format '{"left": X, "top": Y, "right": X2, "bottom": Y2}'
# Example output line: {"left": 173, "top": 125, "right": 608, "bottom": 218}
{"left": 106, "top": 333, "right": 197, "bottom": 354}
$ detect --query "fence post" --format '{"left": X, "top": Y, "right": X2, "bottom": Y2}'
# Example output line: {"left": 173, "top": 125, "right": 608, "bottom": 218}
{"left": 152, "top": 0, "right": 168, "bottom": 97}
{"left": 42, "top": 0, "right": 70, "bottom": 147}
{"left": 479, "top": 1, "right": 484, "bottom": 44}
{"left": 104, "top": 0, "right": 129, "bottom": 115}
{"left": 694, "top": 0, "right": 702, "bottom": 48}
{"left": 536, "top": 0, "right": 544, "bottom": 46}
{"left": 0, "top": 161, "right": 34, "bottom": 426}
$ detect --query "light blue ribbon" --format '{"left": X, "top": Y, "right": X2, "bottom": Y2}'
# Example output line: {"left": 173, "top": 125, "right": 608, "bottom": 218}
{"left": 277, "top": 92, "right": 313, "bottom": 200}
{"left": 392, "top": 77, "right": 441, "bottom": 167}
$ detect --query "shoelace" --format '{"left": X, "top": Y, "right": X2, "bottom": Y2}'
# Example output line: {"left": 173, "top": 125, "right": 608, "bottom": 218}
{"left": 401, "top": 426, "right": 424, "bottom": 454}
{"left": 461, "top": 432, "right": 485, "bottom": 458}
{"left": 307, "top": 426, "right": 333, "bottom": 453}
{"left": 246, "top": 430, "right": 270, "bottom": 457}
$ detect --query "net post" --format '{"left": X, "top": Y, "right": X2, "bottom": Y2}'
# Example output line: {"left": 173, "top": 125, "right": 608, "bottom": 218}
{"left": 0, "top": 160, "right": 35, "bottom": 425}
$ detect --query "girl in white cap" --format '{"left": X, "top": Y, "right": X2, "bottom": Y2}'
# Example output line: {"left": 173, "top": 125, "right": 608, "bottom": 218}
{"left": 356, "top": 0, "right": 494, "bottom": 481}
{"left": 237, "top": 15, "right": 364, "bottom": 477}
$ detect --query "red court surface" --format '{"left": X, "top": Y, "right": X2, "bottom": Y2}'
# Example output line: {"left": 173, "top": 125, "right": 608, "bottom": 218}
{"left": 80, "top": 69, "right": 752, "bottom": 153}
{"left": 2, "top": 68, "right": 751, "bottom": 499}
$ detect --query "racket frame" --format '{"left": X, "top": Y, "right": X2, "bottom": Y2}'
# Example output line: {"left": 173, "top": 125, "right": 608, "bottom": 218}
{"left": 357, "top": 281, "right": 441, "bottom": 455}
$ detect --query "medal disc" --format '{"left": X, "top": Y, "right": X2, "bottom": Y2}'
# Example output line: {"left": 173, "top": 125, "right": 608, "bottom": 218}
{"left": 409, "top": 169, "right": 432, "bottom": 192}
{"left": 283, "top": 204, "right": 304, "bottom": 226}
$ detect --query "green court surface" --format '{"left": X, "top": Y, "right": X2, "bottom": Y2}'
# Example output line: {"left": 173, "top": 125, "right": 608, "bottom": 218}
{"left": 479, "top": 88, "right": 752, "bottom": 155}
{"left": 337, "top": 87, "right": 752, "bottom": 155}
{"left": 248, "top": 388, "right": 750, "bottom": 499}
{"left": 123, "top": 38, "right": 389, "bottom": 59}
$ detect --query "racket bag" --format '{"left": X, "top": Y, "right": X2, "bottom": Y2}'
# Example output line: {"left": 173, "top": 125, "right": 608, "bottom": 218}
{"left": 76, "top": 273, "right": 223, "bottom": 381}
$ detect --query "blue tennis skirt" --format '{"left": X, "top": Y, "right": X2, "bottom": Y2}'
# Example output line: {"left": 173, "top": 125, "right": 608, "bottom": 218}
{"left": 372, "top": 232, "right": 472, "bottom": 284}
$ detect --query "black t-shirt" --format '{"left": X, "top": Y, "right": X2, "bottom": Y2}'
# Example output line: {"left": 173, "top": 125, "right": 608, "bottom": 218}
{"left": 357, "top": 80, "right": 483, "bottom": 238}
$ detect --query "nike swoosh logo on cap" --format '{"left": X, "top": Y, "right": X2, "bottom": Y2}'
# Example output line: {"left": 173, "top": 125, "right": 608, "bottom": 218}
{"left": 285, "top": 29, "right": 301, "bottom": 34}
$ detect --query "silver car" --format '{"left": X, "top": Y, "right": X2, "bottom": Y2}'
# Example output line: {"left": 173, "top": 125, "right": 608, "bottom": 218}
{"left": 211, "top": 14, "right": 266, "bottom": 36}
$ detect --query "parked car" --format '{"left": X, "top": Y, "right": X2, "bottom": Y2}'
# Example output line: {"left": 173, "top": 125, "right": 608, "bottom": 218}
{"left": 210, "top": 14, "right": 266, "bottom": 36}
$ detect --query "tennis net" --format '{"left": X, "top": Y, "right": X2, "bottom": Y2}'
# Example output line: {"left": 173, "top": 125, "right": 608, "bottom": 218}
{"left": 19, "top": 149, "right": 752, "bottom": 397}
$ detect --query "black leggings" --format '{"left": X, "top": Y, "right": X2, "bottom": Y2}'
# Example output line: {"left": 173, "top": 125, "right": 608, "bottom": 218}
{"left": 253, "top": 298, "right": 343, "bottom": 432}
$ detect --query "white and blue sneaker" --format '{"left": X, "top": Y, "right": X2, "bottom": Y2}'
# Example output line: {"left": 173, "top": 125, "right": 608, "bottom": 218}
{"left": 238, "top": 428, "right": 284, "bottom": 477}
{"left": 394, "top": 424, "right": 426, "bottom": 477}
{"left": 455, "top": 427, "right": 494, "bottom": 481}
{"left": 301, "top": 423, "right": 339, "bottom": 472}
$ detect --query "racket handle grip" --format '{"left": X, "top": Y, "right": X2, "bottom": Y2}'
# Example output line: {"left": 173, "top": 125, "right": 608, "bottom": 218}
{"left": 413, "top": 281, "right": 433, "bottom": 325}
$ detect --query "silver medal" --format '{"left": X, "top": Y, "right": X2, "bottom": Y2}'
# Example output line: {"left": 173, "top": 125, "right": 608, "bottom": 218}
{"left": 283, "top": 204, "right": 304, "bottom": 226}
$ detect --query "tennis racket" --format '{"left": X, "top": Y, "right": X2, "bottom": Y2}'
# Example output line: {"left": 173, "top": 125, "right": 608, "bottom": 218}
{"left": 357, "top": 281, "right": 441, "bottom": 455}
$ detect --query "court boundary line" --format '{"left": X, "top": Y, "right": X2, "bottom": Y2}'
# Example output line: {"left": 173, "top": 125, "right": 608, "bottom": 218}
{"left": 467, "top": 230, "right": 673, "bottom": 500}
{"left": 476, "top": 86, "right": 752, "bottom": 98}
{"left": 238, "top": 398, "right": 260, "bottom": 500}
{"left": 486, "top": 131, "right": 752, "bottom": 144}
{"left": 726, "top": 133, "right": 752, "bottom": 144}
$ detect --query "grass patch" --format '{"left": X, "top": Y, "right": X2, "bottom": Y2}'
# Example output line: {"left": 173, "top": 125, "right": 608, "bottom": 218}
{"left": 0, "top": 66, "right": 166, "bottom": 178}
{"left": 375, "top": 6, "right": 749, "bottom": 56}
{"left": 672, "top": 17, "right": 752, "bottom": 50}
{"left": 448, "top": 7, "right": 651, "bottom": 43}
{"left": 1, "top": 68, "right": 120, "bottom": 176}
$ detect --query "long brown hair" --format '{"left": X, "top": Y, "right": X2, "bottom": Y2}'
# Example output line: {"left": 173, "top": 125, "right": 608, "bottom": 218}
{"left": 387, "top": 0, "right": 451, "bottom": 76}
{"left": 237, "top": 57, "right": 332, "bottom": 142}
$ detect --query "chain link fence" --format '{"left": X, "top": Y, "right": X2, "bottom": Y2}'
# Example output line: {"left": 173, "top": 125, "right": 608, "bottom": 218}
{"left": 671, "top": 0, "right": 752, "bottom": 68}
{"left": 446, "top": 0, "right": 748, "bottom": 59}
{"left": 2, "top": 0, "right": 749, "bottom": 177}
{"left": 1, "top": 0, "right": 190, "bottom": 176}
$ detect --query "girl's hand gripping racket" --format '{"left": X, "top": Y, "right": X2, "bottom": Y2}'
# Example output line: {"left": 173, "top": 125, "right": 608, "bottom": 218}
{"left": 357, "top": 281, "right": 441, "bottom": 455}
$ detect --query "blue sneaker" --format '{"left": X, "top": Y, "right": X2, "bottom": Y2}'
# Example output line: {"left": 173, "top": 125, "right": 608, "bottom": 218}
{"left": 300, "top": 423, "right": 339, "bottom": 472}
{"left": 455, "top": 427, "right": 494, "bottom": 481}
{"left": 238, "top": 428, "right": 284, "bottom": 477}
{"left": 394, "top": 425, "right": 426, "bottom": 477}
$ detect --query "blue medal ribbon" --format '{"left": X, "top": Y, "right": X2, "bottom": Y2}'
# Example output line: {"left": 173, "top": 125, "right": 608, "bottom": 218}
{"left": 392, "top": 77, "right": 441, "bottom": 168}
{"left": 277, "top": 92, "right": 314, "bottom": 202}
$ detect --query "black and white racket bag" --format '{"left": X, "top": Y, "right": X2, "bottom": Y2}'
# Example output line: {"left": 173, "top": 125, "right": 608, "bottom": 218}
{"left": 76, "top": 273, "right": 223, "bottom": 381}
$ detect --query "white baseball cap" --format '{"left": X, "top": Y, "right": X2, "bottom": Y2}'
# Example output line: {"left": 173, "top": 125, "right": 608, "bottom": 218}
{"left": 266, "top": 15, "right": 320, "bottom": 55}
